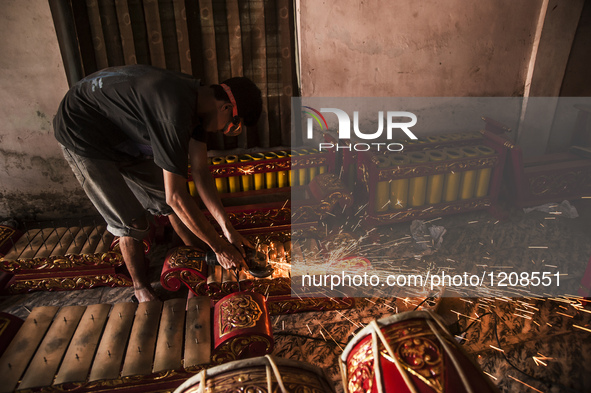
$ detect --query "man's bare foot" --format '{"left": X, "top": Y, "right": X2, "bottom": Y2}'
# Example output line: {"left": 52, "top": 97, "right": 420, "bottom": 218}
{"left": 133, "top": 286, "right": 159, "bottom": 302}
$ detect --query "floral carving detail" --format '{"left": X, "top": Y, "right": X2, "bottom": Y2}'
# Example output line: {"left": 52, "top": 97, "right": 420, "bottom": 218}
{"left": 218, "top": 295, "right": 263, "bottom": 337}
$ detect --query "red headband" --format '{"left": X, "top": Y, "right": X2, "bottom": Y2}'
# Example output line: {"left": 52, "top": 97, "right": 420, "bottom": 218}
{"left": 220, "top": 83, "right": 238, "bottom": 119}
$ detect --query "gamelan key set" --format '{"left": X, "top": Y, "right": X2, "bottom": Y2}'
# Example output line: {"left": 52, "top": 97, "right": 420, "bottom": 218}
{"left": 0, "top": 116, "right": 591, "bottom": 392}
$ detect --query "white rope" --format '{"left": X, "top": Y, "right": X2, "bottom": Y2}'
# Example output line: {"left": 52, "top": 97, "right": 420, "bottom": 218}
{"left": 197, "top": 369, "right": 207, "bottom": 393}
{"left": 426, "top": 316, "right": 475, "bottom": 393}
{"left": 338, "top": 358, "right": 350, "bottom": 393}
{"left": 264, "top": 355, "right": 288, "bottom": 393}
{"left": 370, "top": 326, "right": 384, "bottom": 393}
{"left": 266, "top": 363, "right": 272, "bottom": 393}
{"left": 370, "top": 320, "right": 419, "bottom": 393}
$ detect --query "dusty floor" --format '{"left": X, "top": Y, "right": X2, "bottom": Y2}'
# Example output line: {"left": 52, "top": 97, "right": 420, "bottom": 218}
{"left": 1, "top": 199, "right": 590, "bottom": 392}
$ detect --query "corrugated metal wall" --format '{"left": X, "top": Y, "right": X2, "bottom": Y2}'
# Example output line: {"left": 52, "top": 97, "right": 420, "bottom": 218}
{"left": 51, "top": 0, "right": 298, "bottom": 150}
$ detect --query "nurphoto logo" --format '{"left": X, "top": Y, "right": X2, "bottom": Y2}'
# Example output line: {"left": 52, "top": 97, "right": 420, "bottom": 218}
{"left": 303, "top": 106, "right": 418, "bottom": 152}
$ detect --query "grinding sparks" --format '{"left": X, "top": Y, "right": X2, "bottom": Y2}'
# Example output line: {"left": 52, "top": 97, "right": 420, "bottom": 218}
{"left": 489, "top": 345, "right": 504, "bottom": 353}
{"left": 483, "top": 371, "right": 497, "bottom": 380}
{"left": 507, "top": 375, "right": 544, "bottom": 392}
{"left": 532, "top": 353, "right": 553, "bottom": 367}
{"left": 573, "top": 324, "right": 591, "bottom": 333}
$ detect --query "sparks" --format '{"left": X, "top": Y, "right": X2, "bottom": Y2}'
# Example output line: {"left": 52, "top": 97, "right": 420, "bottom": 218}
{"left": 532, "top": 353, "right": 553, "bottom": 367}
{"left": 483, "top": 371, "right": 497, "bottom": 380}
{"left": 489, "top": 345, "right": 504, "bottom": 353}
{"left": 507, "top": 375, "right": 544, "bottom": 392}
{"left": 573, "top": 324, "right": 591, "bottom": 333}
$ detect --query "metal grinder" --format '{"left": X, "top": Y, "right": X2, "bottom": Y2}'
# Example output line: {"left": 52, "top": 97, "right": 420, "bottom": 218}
{"left": 204, "top": 247, "right": 274, "bottom": 278}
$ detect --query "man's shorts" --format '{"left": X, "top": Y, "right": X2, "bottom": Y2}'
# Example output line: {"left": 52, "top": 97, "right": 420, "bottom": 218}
{"left": 60, "top": 145, "right": 173, "bottom": 241}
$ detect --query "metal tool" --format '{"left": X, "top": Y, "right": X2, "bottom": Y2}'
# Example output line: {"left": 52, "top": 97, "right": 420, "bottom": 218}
{"left": 203, "top": 247, "right": 274, "bottom": 278}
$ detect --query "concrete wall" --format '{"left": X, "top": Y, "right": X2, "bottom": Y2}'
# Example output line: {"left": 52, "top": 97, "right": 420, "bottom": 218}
{"left": 0, "top": 0, "right": 95, "bottom": 222}
{"left": 298, "top": 0, "right": 586, "bottom": 157}
{"left": 299, "top": 0, "right": 542, "bottom": 97}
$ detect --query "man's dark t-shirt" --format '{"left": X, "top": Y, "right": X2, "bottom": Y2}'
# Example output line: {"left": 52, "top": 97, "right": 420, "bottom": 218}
{"left": 54, "top": 65, "right": 205, "bottom": 177}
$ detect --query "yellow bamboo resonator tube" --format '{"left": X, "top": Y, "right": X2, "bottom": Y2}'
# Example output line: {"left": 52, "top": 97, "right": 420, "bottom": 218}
{"left": 426, "top": 150, "right": 446, "bottom": 204}
{"left": 275, "top": 151, "right": 289, "bottom": 188}
{"left": 239, "top": 154, "right": 254, "bottom": 191}
{"left": 408, "top": 152, "right": 428, "bottom": 207}
{"left": 389, "top": 154, "right": 410, "bottom": 210}
{"left": 224, "top": 155, "right": 240, "bottom": 193}
{"left": 295, "top": 149, "right": 309, "bottom": 186}
{"left": 212, "top": 156, "right": 228, "bottom": 193}
{"left": 374, "top": 156, "right": 391, "bottom": 212}
{"left": 264, "top": 152, "right": 278, "bottom": 189}
{"left": 307, "top": 148, "right": 320, "bottom": 182}
{"left": 442, "top": 148, "right": 464, "bottom": 202}
{"left": 250, "top": 153, "right": 265, "bottom": 190}
{"left": 459, "top": 146, "right": 480, "bottom": 200}
{"left": 474, "top": 145, "right": 495, "bottom": 198}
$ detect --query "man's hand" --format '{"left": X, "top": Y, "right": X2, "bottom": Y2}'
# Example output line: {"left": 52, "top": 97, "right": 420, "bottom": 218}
{"left": 224, "top": 227, "right": 255, "bottom": 257}
{"left": 213, "top": 240, "right": 248, "bottom": 271}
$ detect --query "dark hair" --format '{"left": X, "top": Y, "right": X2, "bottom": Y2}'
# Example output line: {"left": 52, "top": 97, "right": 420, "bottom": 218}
{"left": 212, "top": 77, "right": 262, "bottom": 127}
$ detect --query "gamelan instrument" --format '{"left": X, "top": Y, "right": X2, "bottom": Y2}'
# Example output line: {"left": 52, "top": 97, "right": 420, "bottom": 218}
{"left": 161, "top": 228, "right": 292, "bottom": 300}
{"left": 192, "top": 148, "right": 335, "bottom": 197}
{"left": 351, "top": 120, "right": 511, "bottom": 227}
{"left": 0, "top": 223, "right": 143, "bottom": 294}
{"left": 174, "top": 355, "right": 335, "bottom": 393}
{"left": 340, "top": 310, "right": 499, "bottom": 393}
{"left": 160, "top": 227, "right": 355, "bottom": 315}
{"left": 0, "top": 292, "right": 273, "bottom": 392}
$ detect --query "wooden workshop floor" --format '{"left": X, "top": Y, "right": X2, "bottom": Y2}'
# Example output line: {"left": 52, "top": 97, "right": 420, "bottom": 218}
{"left": 1, "top": 199, "right": 591, "bottom": 393}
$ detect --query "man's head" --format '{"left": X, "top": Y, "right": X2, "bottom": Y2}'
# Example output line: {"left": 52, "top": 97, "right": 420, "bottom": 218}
{"left": 211, "top": 77, "right": 262, "bottom": 136}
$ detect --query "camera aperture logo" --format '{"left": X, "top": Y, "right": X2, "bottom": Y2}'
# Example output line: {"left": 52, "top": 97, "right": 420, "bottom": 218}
{"left": 303, "top": 106, "right": 418, "bottom": 152}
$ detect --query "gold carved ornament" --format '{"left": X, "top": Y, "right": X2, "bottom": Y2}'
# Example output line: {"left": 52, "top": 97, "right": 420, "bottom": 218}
{"left": 292, "top": 155, "right": 328, "bottom": 168}
{"left": 346, "top": 320, "right": 445, "bottom": 393}
{"left": 249, "top": 278, "right": 291, "bottom": 296}
{"left": 218, "top": 294, "right": 263, "bottom": 337}
{"left": 266, "top": 297, "right": 354, "bottom": 315}
{"left": 166, "top": 247, "right": 206, "bottom": 271}
{"left": 378, "top": 156, "right": 497, "bottom": 182}
{"left": 187, "top": 364, "right": 328, "bottom": 393}
{"left": 211, "top": 160, "right": 291, "bottom": 177}
{"left": 227, "top": 208, "right": 291, "bottom": 227}
{"left": 8, "top": 274, "right": 132, "bottom": 294}
{"left": 211, "top": 335, "right": 273, "bottom": 365}
{"left": 0, "top": 252, "right": 125, "bottom": 273}
{"left": 160, "top": 267, "right": 206, "bottom": 293}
